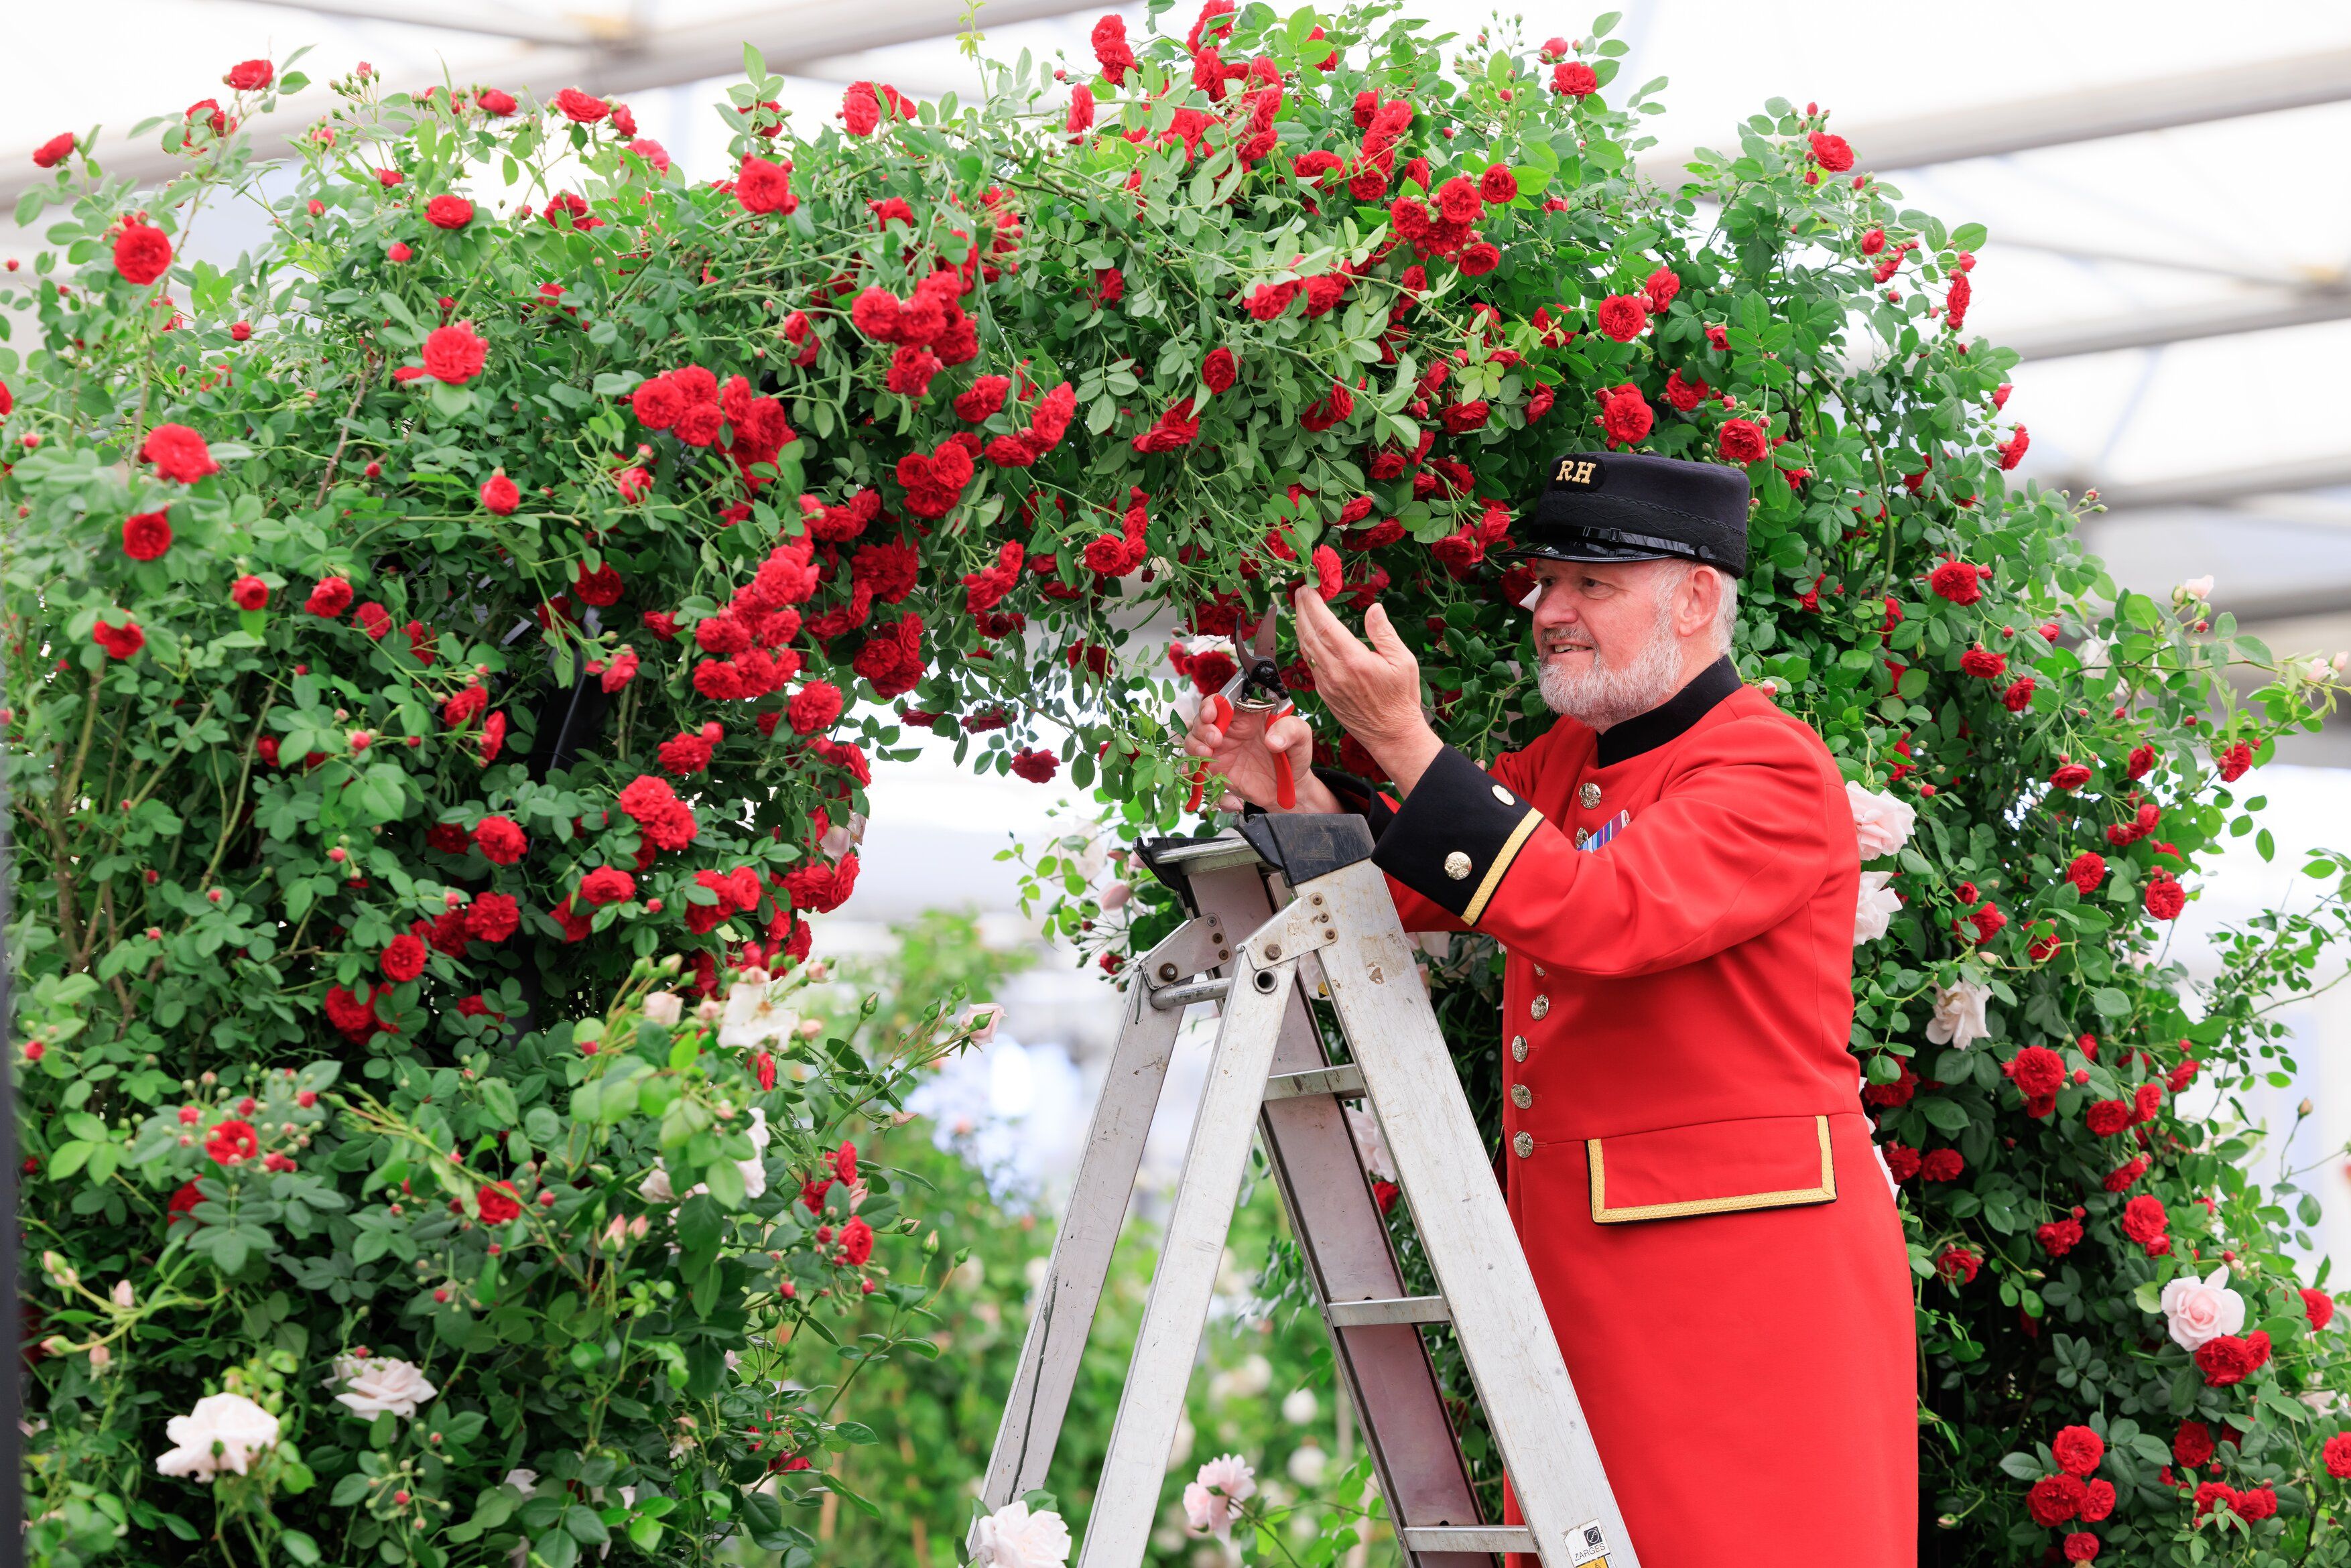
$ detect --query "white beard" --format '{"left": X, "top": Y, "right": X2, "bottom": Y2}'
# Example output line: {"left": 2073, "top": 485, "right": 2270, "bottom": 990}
{"left": 1536, "top": 600, "right": 1685, "bottom": 730}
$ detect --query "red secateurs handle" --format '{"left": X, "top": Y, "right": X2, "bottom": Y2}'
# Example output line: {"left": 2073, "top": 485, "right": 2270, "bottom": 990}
{"left": 1270, "top": 701, "right": 1297, "bottom": 809}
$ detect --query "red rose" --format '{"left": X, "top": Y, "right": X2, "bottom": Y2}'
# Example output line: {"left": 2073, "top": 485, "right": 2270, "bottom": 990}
{"left": 2104, "top": 1156, "right": 2149, "bottom": 1192}
{"left": 114, "top": 220, "right": 173, "bottom": 286}
{"left": 2080, "top": 1480, "right": 2115, "bottom": 1523}
{"left": 475, "top": 1181, "right": 522, "bottom": 1224}
{"left": 466, "top": 893, "right": 519, "bottom": 943}
{"left": 555, "top": 88, "right": 609, "bottom": 123}
{"left": 1203, "top": 347, "right": 1238, "bottom": 393}
{"left": 2050, "top": 764, "right": 2092, "bottom": 791}
{"left": 1960, "top": 646, "right": 2007, "bottom": 679}
{"left": 480, "top": 473, "right": 519, "bottom": 514}
{"left": 2062, "top": 1534, "right": 2098, "bottom": 1564}
{"left": 2144, "top": 872, "right": 2186, "bottom": 921}
{"left": 426, "top": 194, "right": 474, "bottom": 229}
{"left": 1883, "top": 1143, "right": 1921, "bottom": 1181}
{"left": 2305, "top": 1287, "right": 2336, "bottom": 1332}
{"left": 789, "top": 680, "right": 845, "bottom": 736}
{"left": 580, "top": 866, "right": 635, "bottom": 906}
{"left": 2217, "top": 740, "right": 2253, "bottom": 782}
{"left": 204, "top": 1119, "right": 261, "bottom": 1165}
{"left": 737, "top": 154, "right": 794, "bottom": 214}
{"left": 616, "top": 466, "right": 653, "bottom": 502}
{"left": 1443, "top": 400, "right": 1490, "bottom": 434}
{"left": 2324, "top": 1431, "right": 2351, "bottom": 1478}
{"left": 32, "top": 132, "right": 76, "bottom": 168}
{"left": 1807, "top": 131, "right": 1855, "bottom": 172}
{"left": 91, "top": 614, "right": 146, "bottom": 661}
{"left": 1717, "top": 418, "right": 1768, "bottom": 464}
{"left": 1643, "top": 265, "right": 1681, "bottom": 312}
{"left": 2120, "top": 1193, "right": 2169, "bottom": 1248}
{"left": 2197, "top": 1333, "right": 2257, "bottom": 1386}
{"left": 2002, "top": 676, "right": 2035, "bottom": 712}
{"left": 2036, "top": 1217, "right": 2082, "bottom": 1257}
{"left": 229, "top": 574, "right": 269, "bottom": 612}
{"left": 422, "top": 321, "right": 488, "bottom": 385}
{"left": 1596, "top": 383, "right": 1652, "bottom": 447}
{"left": 305, "top": 576, "right": 354, "bottom": 617}
{"left": 355, "top": 602, "right": 391, "bottom": 641}
{"left": 2009, "top": 1045, "right": 2065, "bottom": 1098}
{"left": 141, "top": 423, "right": 218, "bottom": 483}
{"left": 1594, "top": 293, "right": 1647, "bottom": 341}
{"left": 2084, "top": 1099, "right": 2131, "bottom": 1137}
{"left": 1936, "top": 1244, "right": 1980, "bottom": 1285}
{"left": 574, "top": 564, "right": 623, "bottom": 608}
{"left": 843, "top": 80, "right": 882, "bottom": 137}
{"left": 2051, "top": 1425, "right": 2102, "bottom": 1478}
{"left": 1996, "top": 426, "right": 2030, "bottom": 470}
{"left": 225, "top": 58, "right": 273, "bottom": 90}
{"left": 2066, "top": 851, "right": 2104, "bottom": 892}
{"left": 657, "top": 732, "right": 713, "bottom": 775}
{"left": 2194, "top": 1482, "right": 2238, "bottom": 1518}
{"left": 2174, "top": 1418, "right": 2215, "bottom": 1467}
{"left": 1011, "top": 748, "right": 1058, "bottom": 783}
{"left": 1919, "top": 1148, "right": 1964, "bottom": 1181}
{"left": 1946, "top": 271, "right": 1972, "bottom": 332}
{"left": 2026, "top": 1473, "right": 2085, "bottom": 1526}
{"left": 121, "top": 510, "right": 172, "bottom": 560}
{"left": 2238, "top": 1486, "right": 2277, "bottom": 1522}
{"left": 1458, "top": 241, "right": 1500, "bottom": 277}
{"left": 472, "top": 815, "right": 527, "bottom": 866}
{"left": 1551, "top": 61, "right": 1597, "bottom": 96}
{"left": 1478, "top": 164, "right": 1518, "bottom": 204}
{"left": 381, "top": 933, "right": 427, "bottom": 983}
{"left": 1927, "top": 559, "right": 1982, "bottom": 604}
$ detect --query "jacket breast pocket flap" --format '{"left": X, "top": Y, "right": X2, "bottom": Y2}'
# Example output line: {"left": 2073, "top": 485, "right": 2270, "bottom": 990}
{"left": 1587, "top": 1113, "right": 1836, "bottom": 1224}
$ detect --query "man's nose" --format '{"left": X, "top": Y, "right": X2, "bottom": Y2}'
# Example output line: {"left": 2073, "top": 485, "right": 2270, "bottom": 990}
{"left": 1531, "top": 584, "right": 1580, "bottom": 628}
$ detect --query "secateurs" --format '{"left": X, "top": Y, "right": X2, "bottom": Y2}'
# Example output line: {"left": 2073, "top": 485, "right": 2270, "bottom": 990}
{"left": 1198, "top": 598, "right": 1297, "bottom": 808}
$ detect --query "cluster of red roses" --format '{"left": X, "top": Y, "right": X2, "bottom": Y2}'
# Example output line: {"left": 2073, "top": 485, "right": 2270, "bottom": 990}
{"left": 629, "top": 363, "right": 798, "bottom": 495}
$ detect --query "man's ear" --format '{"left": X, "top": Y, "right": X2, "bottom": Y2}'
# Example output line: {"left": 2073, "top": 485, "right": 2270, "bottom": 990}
{"left": 1675, "top": 564, "right": 1722, "bottom": 639}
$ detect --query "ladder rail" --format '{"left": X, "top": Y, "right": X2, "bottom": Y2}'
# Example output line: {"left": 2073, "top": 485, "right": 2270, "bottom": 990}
{"left": 1075, "top": 949, "right": 1297, "bottom": 1568}
{"left": 1181, "top": 864, "right": 1490, "bottom": 1568}
{"left": 976, "top": 913, "right": 1228, "bottom": 1509}
{"left": 1297, "top": 860, "right": 1641, "bottom": 1568}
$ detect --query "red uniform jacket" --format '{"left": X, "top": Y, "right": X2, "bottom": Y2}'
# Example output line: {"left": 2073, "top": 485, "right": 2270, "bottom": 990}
{"left": 1323, "top": 659, "right": 1916, "bottom": 1568}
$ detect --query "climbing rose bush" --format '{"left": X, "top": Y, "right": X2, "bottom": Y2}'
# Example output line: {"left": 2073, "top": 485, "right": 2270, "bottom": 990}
{"left": 7, "top": 5, "right": 2351, "bottom": 1565}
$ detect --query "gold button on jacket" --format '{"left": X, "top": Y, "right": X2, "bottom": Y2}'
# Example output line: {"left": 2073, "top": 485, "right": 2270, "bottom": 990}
{"left": 1513, "top": 1130, "right": 1534, "bottom": 1158}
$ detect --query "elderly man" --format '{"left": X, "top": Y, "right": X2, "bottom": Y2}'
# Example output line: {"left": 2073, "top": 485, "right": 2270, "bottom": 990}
{"left": 1187, "top": 452, "right": 1915, "bottom": 1568}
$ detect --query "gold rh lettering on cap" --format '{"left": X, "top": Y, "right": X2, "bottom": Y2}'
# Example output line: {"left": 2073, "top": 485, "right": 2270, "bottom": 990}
{"left": 1553, "top": 458, "right": 1598, "bottom": 486}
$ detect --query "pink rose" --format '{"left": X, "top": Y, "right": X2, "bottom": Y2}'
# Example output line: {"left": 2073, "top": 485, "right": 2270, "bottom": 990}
{"left": 2162, "top": 1264, "right": 2246, "bottom": 1351}
{"left": 1846, "top": 781, "right": 1917, "bottom": 860}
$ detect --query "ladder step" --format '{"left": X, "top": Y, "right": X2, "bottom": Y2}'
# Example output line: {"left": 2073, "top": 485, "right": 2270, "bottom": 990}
{"left": 1147, "top": 976, "right": 1232, "bottom": 1011}
{"left": 1398, "top": 1526, "right": 1538, "bottom": 1554}
{"left": 1261, "top": 1063, "right": 1367, "bottom": 1101}
{"left": 1324, "top": 1295, "right": 1450, "bottom": 1327}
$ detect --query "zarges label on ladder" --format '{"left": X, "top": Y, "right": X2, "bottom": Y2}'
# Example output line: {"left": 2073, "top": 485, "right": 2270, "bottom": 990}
{"left": 1568, "top": 1520, "right": 1611, "bottom": 1566}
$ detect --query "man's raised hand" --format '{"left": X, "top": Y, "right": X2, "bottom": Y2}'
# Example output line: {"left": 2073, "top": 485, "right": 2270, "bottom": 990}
{"left": 1290, "top": 588, "right": 1444, "bottom": 793}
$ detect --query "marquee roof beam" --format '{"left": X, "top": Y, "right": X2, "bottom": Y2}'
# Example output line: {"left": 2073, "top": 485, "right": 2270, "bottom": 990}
{"left": 0, "top": 0, "right": 1096, "bottom": 206}
{"left": 2082, "top": 454, "right": 2351, "bottom": 513}
{"left": 220, "top": 0, "right": 609, "bottom": 48}
{"left": 1639, "top": 46, "right": 2351, "bottom": 180}
{"left": 2000, "top": 287, "right": 2351, "bottom": 361}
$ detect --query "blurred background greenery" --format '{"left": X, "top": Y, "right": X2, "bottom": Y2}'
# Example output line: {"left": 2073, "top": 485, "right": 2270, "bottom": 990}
{"left": 790, "top": 909, "right": 1407, "bottom": 1567}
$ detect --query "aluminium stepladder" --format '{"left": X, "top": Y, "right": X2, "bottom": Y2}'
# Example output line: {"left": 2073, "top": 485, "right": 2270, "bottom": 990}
{"left": 974, "top": 813, "right": 1639, "bottom": 1568}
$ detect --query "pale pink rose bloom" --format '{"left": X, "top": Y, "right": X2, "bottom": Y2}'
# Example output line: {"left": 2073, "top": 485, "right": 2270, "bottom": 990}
{"left": 1183, "top": 1453, "right": 1257, "bottom": 1539}
{"left": 2180, "top": 575, "right": 2214, "bottom": 601}
{"left": 155, "top": 1392, "right": 279, "bottom": 1480}
{"left": 1846, "top": 781, "right": 1916, "bottom": 860}
{"left": 2161, "top": 1265, "right": 2246, "bottom": 1351}
{"left": 641, "top": 991, "right": 683, "bottom": 1027}
{"left": 1345, "top": 1106, "right": 1397, "bottom": 1183}
{"left": 1100, "top": 880, "right": 1133, "bottom": 911}
{"left": 968, "top": 1500, "right": 1072, "bottom": 1568}
{"left": 961, "top": 1003, "right": 1005, "bottom": 1047}
{"left": 334, "top": 1356, "right": 437, "bottom": 1419}
{"left": 1925, "top": 977, "right": 1992, "bottom": 1050}
{"left": 1854, "top": 871, "right": 1901, "bottom": 945}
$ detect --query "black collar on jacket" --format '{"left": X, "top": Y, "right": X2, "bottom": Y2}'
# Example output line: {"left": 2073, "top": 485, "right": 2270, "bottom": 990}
{"left": 1593, "top": 655, "right": 1742, "bottom": 768}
